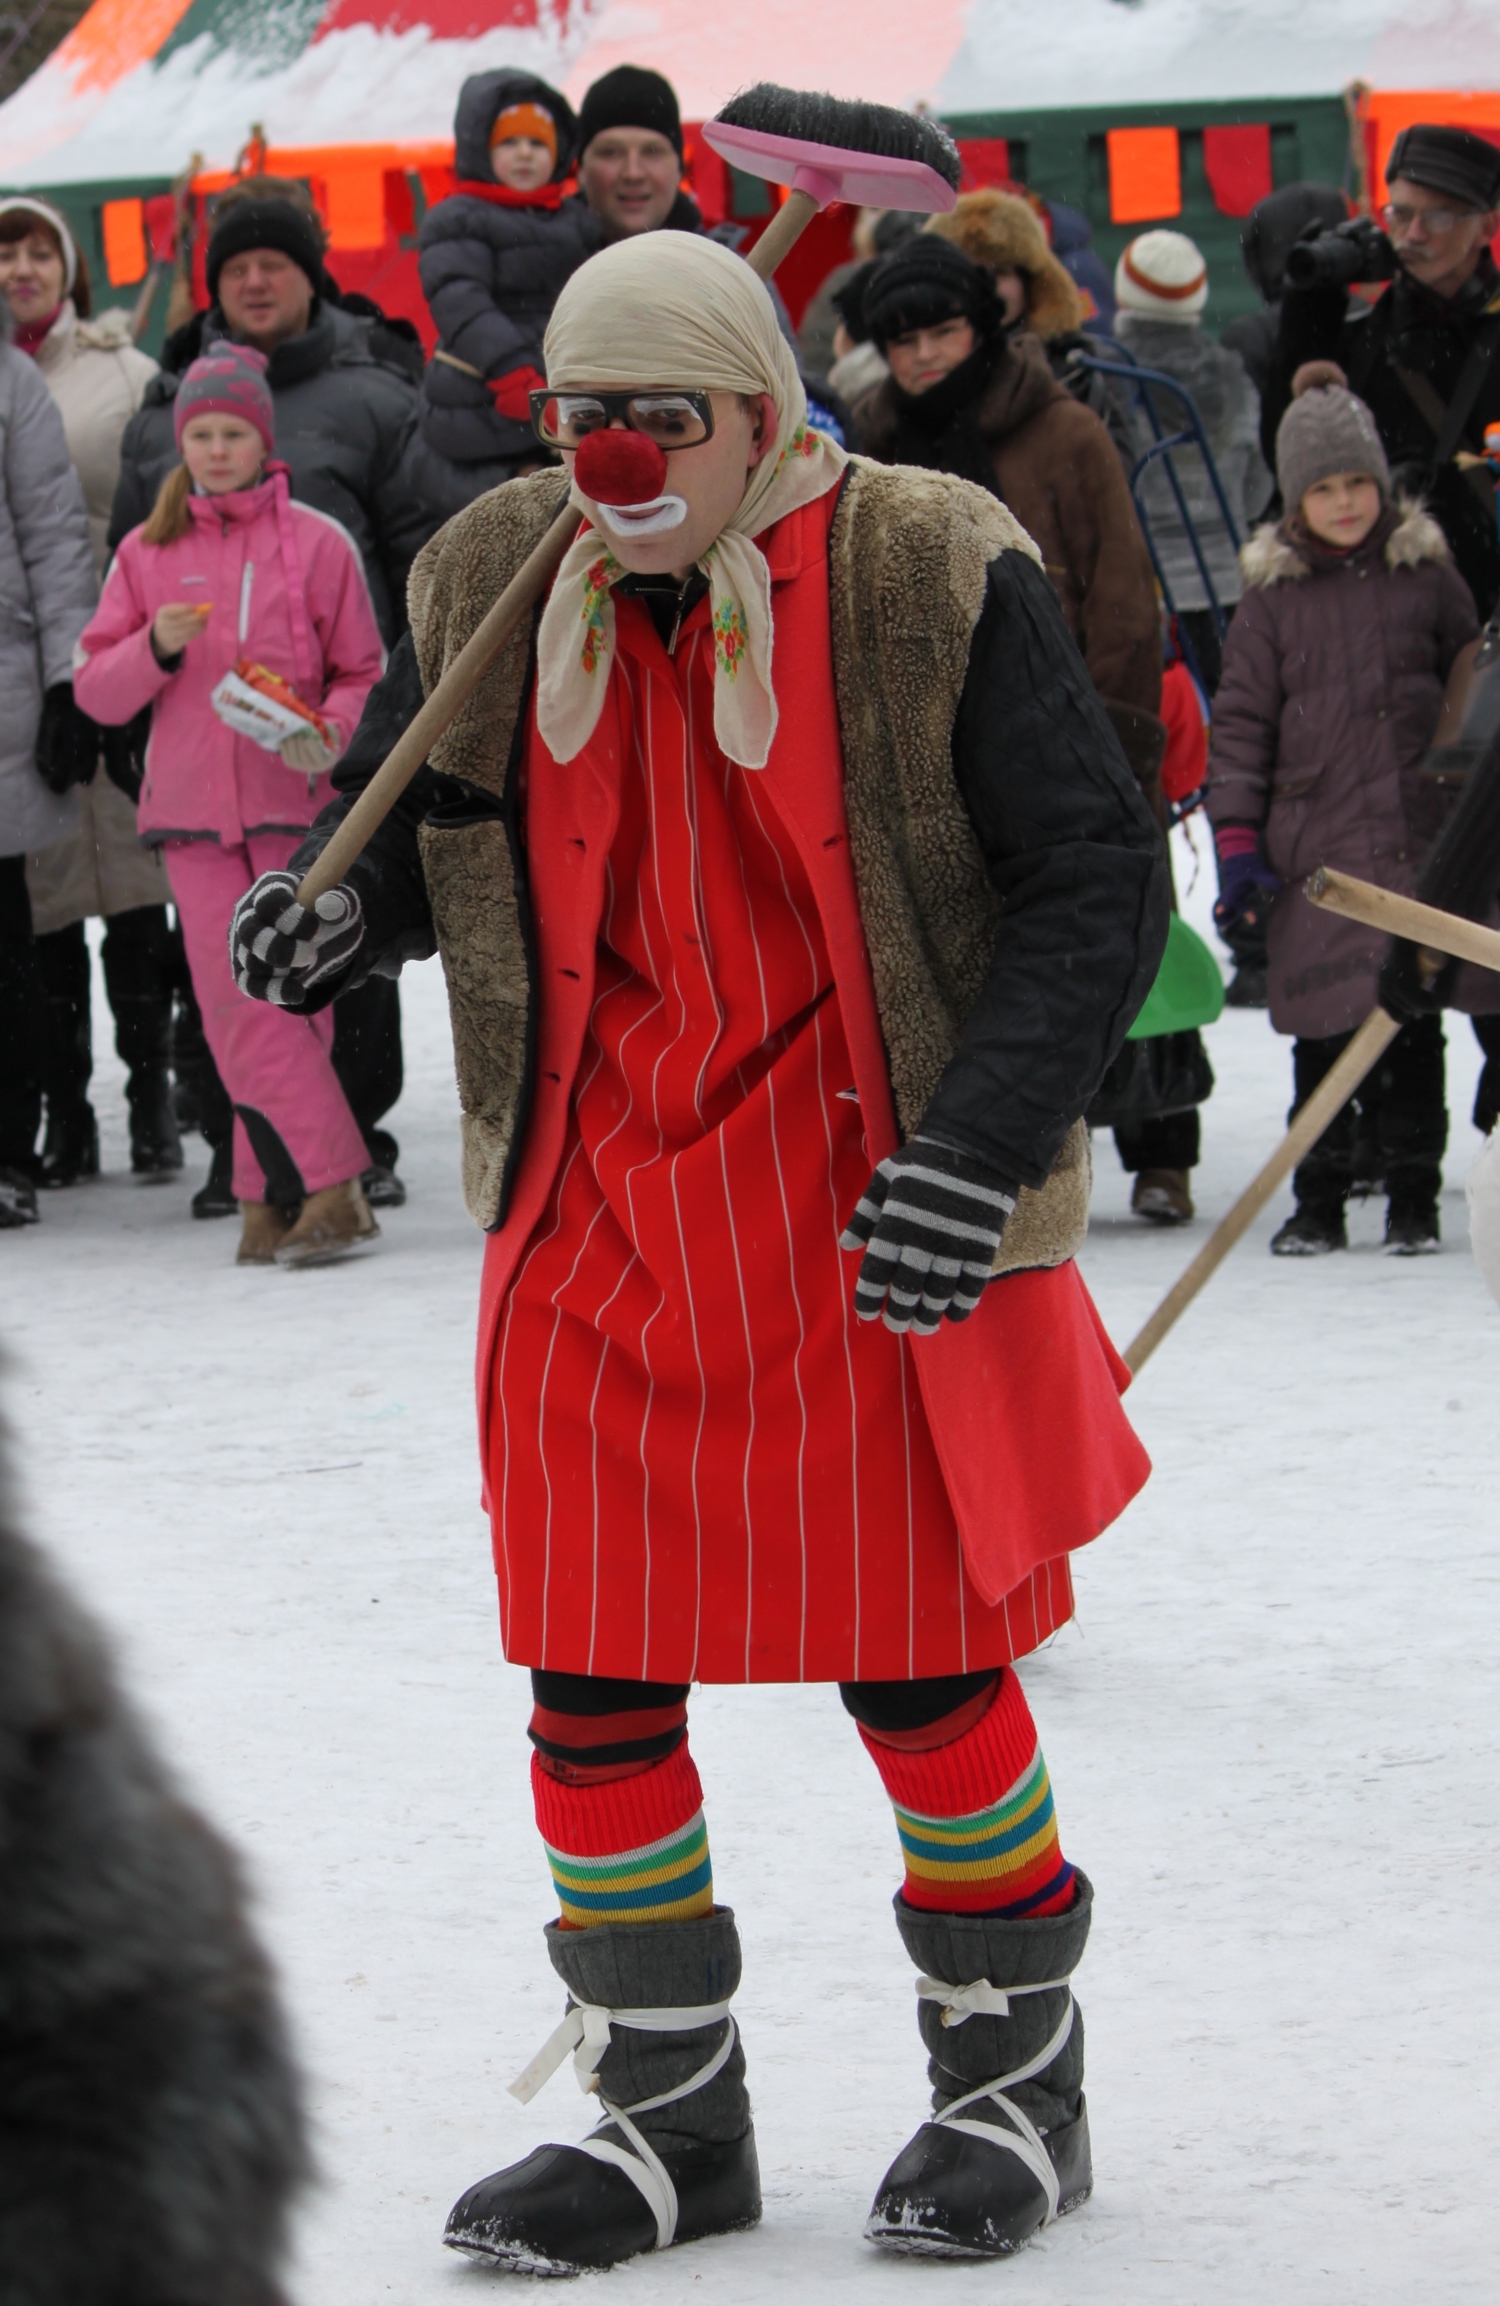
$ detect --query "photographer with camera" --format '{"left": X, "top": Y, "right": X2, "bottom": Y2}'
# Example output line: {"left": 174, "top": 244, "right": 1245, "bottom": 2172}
{"left": 1263, "top": 125, "right": 1500, "bottom": 620}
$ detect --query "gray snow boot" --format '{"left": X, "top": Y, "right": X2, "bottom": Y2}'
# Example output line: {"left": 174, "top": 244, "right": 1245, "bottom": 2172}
{"left": 866, "top": 1875, "right": 1093, "bottom": 2258}
{"left": 445, "top": 1907, "right": 760, "bottom": 2275}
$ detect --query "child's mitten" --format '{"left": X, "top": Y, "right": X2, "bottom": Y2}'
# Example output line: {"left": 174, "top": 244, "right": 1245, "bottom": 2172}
{"left": 490, "top": 364, "right": 546, "bottom": 421}
{"left": 279, "top": 725, "right": 336, "bottom": 774}
{"left": 1212, "top": 823, "right": 1282, "bottom": 935}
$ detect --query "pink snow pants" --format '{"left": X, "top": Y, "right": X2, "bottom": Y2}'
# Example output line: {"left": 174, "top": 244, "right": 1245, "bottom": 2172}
{"left": 165, "top": 833, "right": 369, "bottom": 1204}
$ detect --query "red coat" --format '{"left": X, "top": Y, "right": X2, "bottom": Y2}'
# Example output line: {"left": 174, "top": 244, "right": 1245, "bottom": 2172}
{"left": 478, "top": 495, "right": 1148, "bottom": 1680}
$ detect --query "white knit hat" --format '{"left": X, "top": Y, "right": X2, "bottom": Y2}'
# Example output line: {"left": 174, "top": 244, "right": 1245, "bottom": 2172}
{"left": 1115, "top": 229, "right": 1207, "bottom": 324}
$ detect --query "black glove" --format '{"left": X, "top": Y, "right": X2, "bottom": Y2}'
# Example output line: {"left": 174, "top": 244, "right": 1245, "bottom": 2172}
{"left": 1378, "top": 937, "right": 1456, "bottom": 1022}
{"left": 839, "top": 1136, "right": 1017, "bottom": 1336}
{"left": 230, "top": 871, "right": 364, "bottom": 1009}
{"left": 100, "top": 707, "right": 152, "bottom": 804}
{"left": 35, "top": 682, "right": 100, "bottom": 796}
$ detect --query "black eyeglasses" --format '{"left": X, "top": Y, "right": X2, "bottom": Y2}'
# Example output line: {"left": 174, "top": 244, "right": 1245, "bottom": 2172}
{"left": 529, "top": 388, "right": 716, "bottom": 451}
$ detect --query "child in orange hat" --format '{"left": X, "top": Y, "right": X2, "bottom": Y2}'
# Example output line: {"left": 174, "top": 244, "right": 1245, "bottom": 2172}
{"left": 416, "top": 70, "right": 598, "bottom": 502}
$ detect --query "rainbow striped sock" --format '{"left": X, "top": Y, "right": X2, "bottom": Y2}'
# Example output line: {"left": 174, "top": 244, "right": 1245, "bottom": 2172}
{"left": 859, "top": 1668, "right": 1075, "bottom": 1918}
{"left": 531, "top": 1739, "right": 715, "bottom": 1929}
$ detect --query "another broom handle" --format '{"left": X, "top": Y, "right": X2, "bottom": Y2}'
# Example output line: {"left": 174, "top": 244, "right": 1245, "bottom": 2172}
{"left": 292, "top": 193, "right": 825, "bottom": 911}
{"left": 1122, "top": 1005, "right": 1402, "bottom": 1376}
{"left": 294, "top": 497, "right": 576, "bottom": 907}
{"left": 1305, "top": 866, "right": 1500, "bottom": 974}
{"left": 746, "top": 189, "right": 820, "bottom": 283}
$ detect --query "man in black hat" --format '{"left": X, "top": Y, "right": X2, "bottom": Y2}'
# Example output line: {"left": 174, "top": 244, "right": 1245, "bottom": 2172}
{"left": 571, "top": 64, "right": 701, "bottom": 242}
{"left": 1263, "top": 124, "right": 1500, "bottom": 617}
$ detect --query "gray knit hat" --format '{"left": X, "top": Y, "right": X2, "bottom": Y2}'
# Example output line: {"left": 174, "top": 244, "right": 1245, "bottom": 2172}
{"left": 1275, "top": 362, "right": 1390, "bottom": 508}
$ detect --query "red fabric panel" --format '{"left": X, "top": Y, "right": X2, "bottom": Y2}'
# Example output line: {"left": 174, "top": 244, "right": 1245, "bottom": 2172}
{"left": 316, "top": 0, "right": 535, "bottom": 33}
{"left": 913, "top": 1263, "right": 1149, "bottom": 1608}
{"left": 1160, "top": 659, "right": 1208, "bottom": 806}
{"left": 1203, "top": 124, "right": 1273, "bottom": 218}
{"left": 959, "top": 138, "right": 1011, "bottom": 191}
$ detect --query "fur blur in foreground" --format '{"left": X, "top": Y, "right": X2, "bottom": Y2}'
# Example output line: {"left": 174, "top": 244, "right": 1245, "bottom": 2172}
{"left": 0, "top": 1415, "right": 308, "bottom": 2304}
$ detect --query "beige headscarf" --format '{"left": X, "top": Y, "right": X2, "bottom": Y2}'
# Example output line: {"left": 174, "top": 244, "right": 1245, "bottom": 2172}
{"left": 536, "top": 231, "right": 847, "bottom": 770}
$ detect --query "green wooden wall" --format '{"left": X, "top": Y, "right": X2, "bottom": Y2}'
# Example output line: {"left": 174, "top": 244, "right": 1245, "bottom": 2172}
{"left": 944, "top": 95, "right": 1354, "bottom": 333}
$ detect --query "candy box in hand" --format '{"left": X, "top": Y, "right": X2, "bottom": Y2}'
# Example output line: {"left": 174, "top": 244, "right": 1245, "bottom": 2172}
{"left": 210, "top": 658, "right": 332, "bottom": 754}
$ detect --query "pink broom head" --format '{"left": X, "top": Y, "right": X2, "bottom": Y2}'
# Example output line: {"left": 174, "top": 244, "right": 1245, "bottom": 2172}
{"left": 703, "top": 84, "right": 961, "bottom": 215}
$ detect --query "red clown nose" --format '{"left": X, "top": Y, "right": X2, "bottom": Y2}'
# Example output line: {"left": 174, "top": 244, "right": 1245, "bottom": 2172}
{"left": 574, "top": 427, "right": 669, "bottom": 505}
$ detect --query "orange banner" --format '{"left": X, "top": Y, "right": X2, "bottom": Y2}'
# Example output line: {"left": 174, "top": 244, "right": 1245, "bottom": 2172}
{"left": 1107, "top": 127, "right": 1182, "bottom": 225}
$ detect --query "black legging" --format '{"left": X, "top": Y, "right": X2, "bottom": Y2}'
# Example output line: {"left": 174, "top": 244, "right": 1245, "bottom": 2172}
{"left": 527, "top": 1666, "right": 1001, "bottom": 1778}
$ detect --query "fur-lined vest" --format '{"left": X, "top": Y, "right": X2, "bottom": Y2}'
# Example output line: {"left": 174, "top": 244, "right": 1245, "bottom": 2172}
{"left": 324, "top": 460, "right": 1165, "bottom": 1263}
{"left": 1207, "top": 501, "right": 1482, "bottom": 1038}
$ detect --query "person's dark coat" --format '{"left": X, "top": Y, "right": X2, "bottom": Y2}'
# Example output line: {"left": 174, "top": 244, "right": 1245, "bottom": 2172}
{"left": 417, "top": 70, "right": 599, "bottom": 469}
{"left": 1265, "top": 249, "right": 1500, "bottom": 619}
{"left": 108, "top": 299, "right": 431, "bottom": 644}
{"left": 1206, "top": 501, "right": 1482, "bottom": 1038}
{"left": 856, "top": 331, "right": 1164, "bottom": 781}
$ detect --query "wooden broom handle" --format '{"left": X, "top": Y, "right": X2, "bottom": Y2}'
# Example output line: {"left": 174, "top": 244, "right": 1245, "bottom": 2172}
{"left": 1123, "top": 1006, "right": 1402, "bottom": 1375}
{"left": 294, "top": 497, "right": 576, "bottom": 907}
{"left": 292, "top": 189, "right": 826, "bottom": 911}
{"left": 1304, "top": 865, "right": 1500, "bottom": 974}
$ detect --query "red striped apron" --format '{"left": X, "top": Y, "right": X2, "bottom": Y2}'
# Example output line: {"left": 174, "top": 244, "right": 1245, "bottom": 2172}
{"left": 485, "top": 500, "right": 1091, "bottom": 1683}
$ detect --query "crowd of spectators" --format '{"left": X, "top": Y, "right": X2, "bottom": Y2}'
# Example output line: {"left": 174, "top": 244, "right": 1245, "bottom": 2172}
{"left": 1, "top": 81, "right": 1497, "bottom": 1265}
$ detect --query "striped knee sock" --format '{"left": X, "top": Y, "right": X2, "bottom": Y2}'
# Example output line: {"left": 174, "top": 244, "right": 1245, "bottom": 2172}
{"left": 857, "top": 1667, "right": 1075, "bottom": 1918}
{"left": 531, "top": 1740, "right": 714, "bottom": 1929}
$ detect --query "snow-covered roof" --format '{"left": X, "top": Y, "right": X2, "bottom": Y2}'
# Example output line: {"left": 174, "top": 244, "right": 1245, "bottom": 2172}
{"left": 3, "top": 0, "right": 1499, "bottom": 190}
{"left": 0, "top": 0, "right": 971, "bottom": 186}
{"left": 940, "top": 0, "right": 1500, "bottom": 113}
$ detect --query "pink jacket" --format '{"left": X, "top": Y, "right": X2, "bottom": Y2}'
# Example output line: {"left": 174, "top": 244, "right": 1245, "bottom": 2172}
{"left": 74, "top": 463, "right": 385, "bottom": 846}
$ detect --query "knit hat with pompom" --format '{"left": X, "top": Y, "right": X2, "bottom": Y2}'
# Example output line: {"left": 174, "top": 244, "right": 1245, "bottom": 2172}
{"left": 1115, "top": 229, "right": 1208, "bottom": 323}
{"left": 173, "top": 339, "right": 275, "bottom": 452}
{"left": 1275, "top": 361, "right": 1391, "bottom": 510}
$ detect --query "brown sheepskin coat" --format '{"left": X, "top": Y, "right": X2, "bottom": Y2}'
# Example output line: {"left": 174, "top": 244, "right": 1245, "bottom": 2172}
{"left": 1207, "top": 503, "right": 1486, "bottom": 1039}
{"left": 857, "top": 334, "right": 1163, "bottom": 750}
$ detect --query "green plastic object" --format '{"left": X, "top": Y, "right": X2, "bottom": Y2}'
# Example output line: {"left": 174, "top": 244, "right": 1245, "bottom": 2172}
{"left": 1126, "top": 913, "right": 1226, "bottom": 1040}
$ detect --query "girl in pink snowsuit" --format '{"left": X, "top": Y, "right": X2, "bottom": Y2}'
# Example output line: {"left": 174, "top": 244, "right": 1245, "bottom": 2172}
{"left": 74, "top": 340, "right": 386, "bottom": 1265}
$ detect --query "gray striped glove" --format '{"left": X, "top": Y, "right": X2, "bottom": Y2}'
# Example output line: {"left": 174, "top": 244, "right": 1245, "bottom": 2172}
{"left": 230, "top": 871, "right": 363, "bottom": 1009}
{"left": 840, "top": 1136, "right": 1017, "bottom": 1335}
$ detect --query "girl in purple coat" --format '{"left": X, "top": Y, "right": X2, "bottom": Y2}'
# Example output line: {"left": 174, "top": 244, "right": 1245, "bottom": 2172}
{"left": 74, "top": 342, "right": 386, "bottom": 1267}
{"left": 1207, "top": 367, "right": 1479, "bottom": 1255}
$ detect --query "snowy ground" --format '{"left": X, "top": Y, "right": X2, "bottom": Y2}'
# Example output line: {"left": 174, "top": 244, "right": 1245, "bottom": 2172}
{"left": 6, "top": 836, "right": 1499, "bottom": 2301}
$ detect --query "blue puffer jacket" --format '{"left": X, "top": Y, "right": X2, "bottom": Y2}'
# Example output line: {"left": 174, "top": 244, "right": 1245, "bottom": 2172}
{"left": 418, "top": 69, "right": 600, "bottom": 467}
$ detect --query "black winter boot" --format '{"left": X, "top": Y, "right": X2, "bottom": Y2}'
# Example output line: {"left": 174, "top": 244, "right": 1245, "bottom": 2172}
{"left": 867, "top": 1878, "right": 1093, "bottom": 2259}
{"left": 445, "top": 1908, "right": 760, "bottom": 2275}
{"left": 112, "top": 993, "right": 183, "bottom": 1179}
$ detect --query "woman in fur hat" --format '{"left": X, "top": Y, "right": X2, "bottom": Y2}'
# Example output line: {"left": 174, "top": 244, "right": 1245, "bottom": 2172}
{"left": 1208, "top": 365, "right": 1481, "bottom": 1256}
{"left": 229, "top": 229, "right": 1167, "bottom": 2274}
{"left": 923, "top": 188, "right": 1134, "bottom": 463}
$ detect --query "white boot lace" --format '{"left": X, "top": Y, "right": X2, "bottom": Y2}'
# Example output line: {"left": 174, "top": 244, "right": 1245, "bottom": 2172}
{"left": 912, "top": 1973, "right": 1076, "bottom": 2225}
{"left": 510, "top": 1996, "right": 738, "bottom": 2251}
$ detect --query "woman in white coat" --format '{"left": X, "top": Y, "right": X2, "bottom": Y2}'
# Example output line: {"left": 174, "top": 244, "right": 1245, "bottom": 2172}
{"left": 0, "top": 196, "right": 185, "bottom": 1188}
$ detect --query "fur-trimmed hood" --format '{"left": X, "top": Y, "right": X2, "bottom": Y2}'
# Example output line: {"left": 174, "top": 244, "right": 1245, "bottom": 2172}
{"left": 925, "top": 190, "right": 1086, "bottom": 343}
{"left": 1240, "top": 501, "right": 1450, "bottom": 589}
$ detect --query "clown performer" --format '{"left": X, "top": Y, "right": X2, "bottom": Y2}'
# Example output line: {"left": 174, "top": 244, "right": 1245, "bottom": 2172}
{"left": 231, "top": 232, "right": 1169, "bottom": 2272}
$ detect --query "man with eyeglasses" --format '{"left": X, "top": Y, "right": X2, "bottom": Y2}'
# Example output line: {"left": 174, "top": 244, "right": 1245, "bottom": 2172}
{"left": 228, "top": 229, "right": 1167, "bottom": 2273}
{"left": 1264, "top": 123, "right": 1500, "bottom": 620}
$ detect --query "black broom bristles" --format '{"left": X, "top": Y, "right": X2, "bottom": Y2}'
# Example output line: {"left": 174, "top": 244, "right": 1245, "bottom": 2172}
{"left": 712, "top": 83, "right": 961, "bottom": 191}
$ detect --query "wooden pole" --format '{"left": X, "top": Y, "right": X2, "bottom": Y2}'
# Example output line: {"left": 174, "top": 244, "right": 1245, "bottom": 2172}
{"left": 294, "top": 498, "right": 576, "bottom": 907}
{"left": 291, "top": 185, "right": 828, "bottom": 912}
{"left": 1123, "top": 1005, "right": 1402, "bottom": 1375}
{"left": 744, "top": 189, "right": 820, "bottom": 283}
{"left": 1304, "top": 865, "right": 1500, "bottom": 975}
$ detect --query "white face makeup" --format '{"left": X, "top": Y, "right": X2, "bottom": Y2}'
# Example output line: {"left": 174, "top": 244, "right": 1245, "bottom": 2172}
{"left": 590, "top": 495, "right": 689, "bottom": 539}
